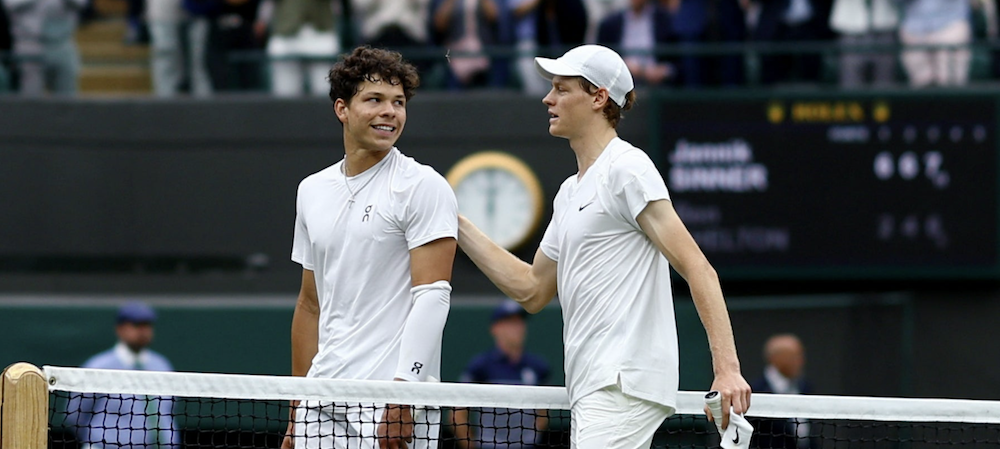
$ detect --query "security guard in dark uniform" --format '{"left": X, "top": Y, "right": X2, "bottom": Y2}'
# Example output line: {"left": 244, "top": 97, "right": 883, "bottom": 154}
{"left": 453, "top": 299, "right": 551, "bottom": 448}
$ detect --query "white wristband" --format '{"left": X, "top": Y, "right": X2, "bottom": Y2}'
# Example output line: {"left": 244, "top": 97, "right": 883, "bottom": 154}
{"left": 394, "top": 280, "right": 451, "bottom": 382}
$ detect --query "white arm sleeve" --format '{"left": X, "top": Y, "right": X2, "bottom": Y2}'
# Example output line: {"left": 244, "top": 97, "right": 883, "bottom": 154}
{"left": 394, "top": 280, "right": 451, "bottom": 382}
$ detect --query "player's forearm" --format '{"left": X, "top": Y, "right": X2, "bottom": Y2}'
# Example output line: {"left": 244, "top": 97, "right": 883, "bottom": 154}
{"left": 394, "top": 281, "right": 451, "bottom": 381}
{"left": 535, "top": 411, "right": 549, "bottom": 432}
{"left": 452, "top": 408, "right": 472, "bottom": 449}
{"left": 290, "top": 298, "right": 319, "bottom": 377}
{"left": 458, "top": 215, "right": 543, "bottom": 307}
{"left": 686, "top": 260, "right": 741, "bottom": 375}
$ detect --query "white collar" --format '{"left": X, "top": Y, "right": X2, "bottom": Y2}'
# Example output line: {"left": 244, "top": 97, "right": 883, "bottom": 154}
{"left": 114, "top": 341, "right": 150, "bottom": 369}
{"left": 764, "top": 364, "right": 799, "bottom": 394}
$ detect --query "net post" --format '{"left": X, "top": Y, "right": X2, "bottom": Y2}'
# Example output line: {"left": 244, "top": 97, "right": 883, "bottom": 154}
{"left": 1, "top": 362, "right": 48, "bottom": 449}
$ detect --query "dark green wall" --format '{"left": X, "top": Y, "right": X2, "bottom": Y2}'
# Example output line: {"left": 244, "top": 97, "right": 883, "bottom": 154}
{"left": 0, "top": 298, "right": 715, "bottom": 389}
{"left": 0, "top": 301, "right": 295, "bottom": 375}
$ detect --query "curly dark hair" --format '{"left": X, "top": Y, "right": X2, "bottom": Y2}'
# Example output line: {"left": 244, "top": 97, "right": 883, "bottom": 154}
{"left": 578, "top": 78, "right": 636, "bottom": 129}
{"left": 327, "top": 46, "right": 420, "bottom": 106}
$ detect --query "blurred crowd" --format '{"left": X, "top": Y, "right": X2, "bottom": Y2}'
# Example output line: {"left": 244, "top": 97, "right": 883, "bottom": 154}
{"left": 0, "top": 0, "right": 998, "bottom": 96}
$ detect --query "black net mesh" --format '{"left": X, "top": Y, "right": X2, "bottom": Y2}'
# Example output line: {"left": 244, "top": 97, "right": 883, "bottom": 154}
{"left": 48, "top": 391, "right": 1000, "bottom": 449}
{"left": 747, "top": 417, "right": 1000, "bottom": 449}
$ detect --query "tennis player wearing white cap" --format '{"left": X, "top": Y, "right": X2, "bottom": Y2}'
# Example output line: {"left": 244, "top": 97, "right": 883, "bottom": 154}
{"left": 457, "top": 44, "right": 752, "bottom": 449}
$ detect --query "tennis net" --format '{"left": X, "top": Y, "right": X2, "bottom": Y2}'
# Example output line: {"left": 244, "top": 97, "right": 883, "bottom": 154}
{"left": 25, "top": 366, "right": 1000, "bottom": 448}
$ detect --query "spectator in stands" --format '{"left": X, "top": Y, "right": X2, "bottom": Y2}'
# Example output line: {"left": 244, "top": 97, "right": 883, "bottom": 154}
{"left": 982, "top": 0, "right": 1000, "bottom": 78}
{"left": 123, "top": 0, "right": 149, "bottom": 43}
{"left": 147, "top": 0, "right": 182, "bottom": 95}
{"left": 499, "top": 0, "right": 546, "bottom": 93}
{"left": 206, "top": 0, "right": 264, "bottom": 91}
{"left": 183, "top": 0, "right": 219, "bottom": 93}
{"left": 597, "top": 0, "right": 676, "bottom": 86}
{"left": 748, "top": 0, "right": 830, "bottom": 85}
{"left": 750, "top": 333, "right": 815, "bottom": 449}
{"left": 452, "top": 299, "right": 551, "bottom": 449}
{"left": 350, "top": 0, "right": 431, "bottom": 74}
{"left": 897, "top": 0, "right": 972, "bottom": 87}
{"left": 255, "top": 0, "right": 340, "bottom": 96}
{"left": 975, "top": 0, "right": 998, "bottom": 76}
{"left": 582, "top": 0, "right": 625, "bottom": 42}
{"left": 66, "top": 302, "right": 181, "bottom": 449}
{"left": 0, "top": 2, "right": 11, "bottom": 91}
{"left": 829, "top": 0, "right": 898, "bottom": 88}
{"left": 661, "top": 0, "right": 708, "bottom": 86}
{"left": 535, "top": 0, "right": 587, "bottom": 57}
{"left": 489, "top": 0, "right": 515, "bottom": 88}
{"left": 148, "top": 0, "right": 214, "bottom": 97}
{"left": 709, "top": 0, "right": 747, "bottom": 86}
{"left": 2, "top": 0, "right": 84, "bottom": 96}
{"left": 430, "top": 0, "right": 499, "bottom": 89}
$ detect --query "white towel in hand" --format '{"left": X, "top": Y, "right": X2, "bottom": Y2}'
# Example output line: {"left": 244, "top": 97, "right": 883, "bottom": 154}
{"left": 720, "top": 411, "right": 753, "bottom": 449}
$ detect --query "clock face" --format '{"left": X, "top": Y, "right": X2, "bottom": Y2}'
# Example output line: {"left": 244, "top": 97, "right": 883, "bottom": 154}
{"left": 447, "top": 152, "right": 544, "bottom": 250}
{"left": 455, "top": 168, "right": 537, "bottom": 249}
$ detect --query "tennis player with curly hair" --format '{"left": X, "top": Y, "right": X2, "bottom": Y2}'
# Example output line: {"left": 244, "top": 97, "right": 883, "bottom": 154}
{"left": 285, "top": 46, "right": 458, "bottom": 449}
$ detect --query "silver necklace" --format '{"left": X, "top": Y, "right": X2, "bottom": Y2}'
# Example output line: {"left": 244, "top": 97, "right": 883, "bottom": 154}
{"left": 343, "top": 158, "right": 387, "bottom": 208}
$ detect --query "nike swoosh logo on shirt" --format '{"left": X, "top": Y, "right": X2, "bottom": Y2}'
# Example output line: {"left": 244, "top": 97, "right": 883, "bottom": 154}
{"left": 732, "top": 428, "right": 740, "bottom": 444}
{"left": 579, "top": 201, "right": 594, "bottom": 211}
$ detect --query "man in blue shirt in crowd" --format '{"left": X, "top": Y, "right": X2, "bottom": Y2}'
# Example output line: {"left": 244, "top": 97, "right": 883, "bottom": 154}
{"left": 66, "top": 301, "right": 181, "bottom": 449}
{"left": 452, "top": 299, "right": 551, "bottom": 449}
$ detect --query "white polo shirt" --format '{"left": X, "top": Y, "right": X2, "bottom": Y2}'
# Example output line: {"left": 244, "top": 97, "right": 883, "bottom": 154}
{"left": 291, "top": 147, "right": 458, "bottom": 382}
{"left": 540, "top": 137, "right": 679, "bottom": 411}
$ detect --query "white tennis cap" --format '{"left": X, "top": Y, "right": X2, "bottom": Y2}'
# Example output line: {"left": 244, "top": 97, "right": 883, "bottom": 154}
{"left": 534, "top": 45, "right": 634, "bottom": 107}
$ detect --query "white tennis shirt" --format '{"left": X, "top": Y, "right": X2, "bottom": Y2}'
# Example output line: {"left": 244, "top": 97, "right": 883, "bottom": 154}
{"left": 292, "top": 147, "right": 458, "bottom": 382}
{"left": 540, "top": 137, "right": 679, "bottom": 411}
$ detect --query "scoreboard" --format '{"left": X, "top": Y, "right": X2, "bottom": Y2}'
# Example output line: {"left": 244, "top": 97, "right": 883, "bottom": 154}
{"left": 655, "top": 94, "right": 999, "bottom": 279}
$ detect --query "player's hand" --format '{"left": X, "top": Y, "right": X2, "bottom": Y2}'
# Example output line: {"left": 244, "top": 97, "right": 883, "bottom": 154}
{"left": 253, "top": 20, "right": 268, "bottom": 40}
{"left": 377, "top": 403, "right": 414, "bottom": 449}
{"left": 646, "top": 64, "right": 671, "bottom": 85}
{"left": 281, "top": 401, "right": 298, "bottom": 449}
{"left": 281, "top": 421, "right": 294, "bottom": 449}
{"left": 704, "top": 371, "right": 752, "bottom": 430}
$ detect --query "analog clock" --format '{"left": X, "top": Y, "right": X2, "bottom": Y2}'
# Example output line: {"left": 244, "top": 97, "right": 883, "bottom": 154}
{"left": 446, "top": 152, "right": 545, "bottom": 250}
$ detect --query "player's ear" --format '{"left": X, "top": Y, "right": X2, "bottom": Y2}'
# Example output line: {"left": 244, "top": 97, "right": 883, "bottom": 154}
{"left": 592, "top": 88, "right": 610, "bottom": 111}
{"left": 334, "top": 98, "right": 349, "bottom": 123}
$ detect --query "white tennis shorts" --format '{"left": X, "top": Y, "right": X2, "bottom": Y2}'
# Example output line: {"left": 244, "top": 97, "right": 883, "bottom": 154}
{"left": 571, "top": 383, "right": 674, "bottom": 449}
{"left": 294, "top": 401, "right": 440, "bottom": 449}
